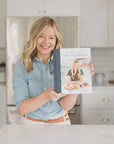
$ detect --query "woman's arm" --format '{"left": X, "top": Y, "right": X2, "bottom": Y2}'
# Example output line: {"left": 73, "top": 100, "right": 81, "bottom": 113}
{"left": 19, "top": 90, "right": 49, "bottom": 115}
{"left": 19, "top": 87, "right": 64, "bottom": 115}
{"left": 60, "top": 94, "right": 78, "bottom": 111}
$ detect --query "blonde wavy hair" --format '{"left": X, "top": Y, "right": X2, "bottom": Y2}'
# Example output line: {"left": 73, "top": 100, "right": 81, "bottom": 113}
{"left": 21, "top": 16, "right": 63, "bottom": 72}
{"left": 71, "top": 60, "right": 81, "bottom": 80}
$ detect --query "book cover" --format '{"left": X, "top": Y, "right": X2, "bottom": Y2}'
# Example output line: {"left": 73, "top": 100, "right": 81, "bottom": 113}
{"left": 53, "top": 48, "right": 92, "bottom": 94}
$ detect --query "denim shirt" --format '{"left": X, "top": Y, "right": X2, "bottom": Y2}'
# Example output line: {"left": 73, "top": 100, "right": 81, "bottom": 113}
{"left": 13, "top": 57, "right": 66, "bottom": 120}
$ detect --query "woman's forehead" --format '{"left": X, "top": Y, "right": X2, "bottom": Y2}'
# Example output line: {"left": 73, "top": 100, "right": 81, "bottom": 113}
{"left": 41, "top": 26, "right": 55, "bottom": 35}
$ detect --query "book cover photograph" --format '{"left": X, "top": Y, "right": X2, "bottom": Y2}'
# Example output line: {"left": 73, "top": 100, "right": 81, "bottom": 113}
{"left": 53, "top": 48, "right": 92, "bottom": 94}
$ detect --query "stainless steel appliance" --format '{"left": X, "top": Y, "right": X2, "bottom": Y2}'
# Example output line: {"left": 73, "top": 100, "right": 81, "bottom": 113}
{"left": 6, "top": 17, "right": 79, "bottom": 124}
{"left": 68, "top": 95, "right": 81, "bottom": 124}
{"left": 0, "top": 62, "right": 6, "bottom": 83}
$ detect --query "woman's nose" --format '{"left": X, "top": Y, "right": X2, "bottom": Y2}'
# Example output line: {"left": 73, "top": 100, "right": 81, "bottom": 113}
{"left": 43, "top": 37, "right": 49, "bottom": 44}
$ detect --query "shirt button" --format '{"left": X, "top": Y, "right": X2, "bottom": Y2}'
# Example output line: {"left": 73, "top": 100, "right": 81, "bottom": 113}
{"left": 43, "top": 74, "right": 45, "bottom": 77}
{"left": 45, "top": 114, "right": 48, "bottom": 117}
{"left": 44, "top": 88, "right": 46, "bottom": 90}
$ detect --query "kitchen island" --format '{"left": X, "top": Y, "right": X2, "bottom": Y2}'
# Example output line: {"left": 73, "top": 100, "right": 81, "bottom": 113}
{"left": 0, "top": 124, "right": 114, "bottom": 144}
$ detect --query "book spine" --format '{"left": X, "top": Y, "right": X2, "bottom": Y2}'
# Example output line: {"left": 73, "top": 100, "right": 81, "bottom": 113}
{"left": 53, "top": 49, "right": 61, "bottom": 93}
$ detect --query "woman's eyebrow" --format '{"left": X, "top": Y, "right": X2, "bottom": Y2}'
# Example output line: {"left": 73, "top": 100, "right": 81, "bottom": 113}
{"left": 40, "top": 33, "right": 55, "bottom": 36}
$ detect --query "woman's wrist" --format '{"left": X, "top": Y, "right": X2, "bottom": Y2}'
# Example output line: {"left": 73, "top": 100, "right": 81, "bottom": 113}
{"left": 60, "top": 94, "right": 78, "bottom": 111}
{"left": 42, "top": 90, "right": 51, "bottom": 101}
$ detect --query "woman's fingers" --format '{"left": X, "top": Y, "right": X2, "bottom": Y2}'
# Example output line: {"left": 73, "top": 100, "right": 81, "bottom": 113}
{"left": 91, "top": 59, "right": 93, "bottom": 63}
{"left": 90, "top": 59, "right": 94, "bottom": 76}
{"left": 57, "top": 93, "right": 65, "bottom": 98}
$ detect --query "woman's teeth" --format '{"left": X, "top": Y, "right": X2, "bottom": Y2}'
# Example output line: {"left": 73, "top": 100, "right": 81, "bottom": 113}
{"left": 41, "top": 45, "right": 50, "bottom": 49}
{"left": 44, "top": 47, "right": 48, "bottom": 49}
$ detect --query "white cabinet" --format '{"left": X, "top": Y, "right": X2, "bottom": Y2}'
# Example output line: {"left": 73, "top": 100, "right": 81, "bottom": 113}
{"left": 80, "top": 87, "right": 114, "bottom": 125}
{"left": 81, "top": 109, "right": 114, "bottom": 125}
{"left": 0, "top": 86, "right": 6, "bottom": 128}
{"left": 43, "top": 0, "right": 80, "bottom": 16}
{"left": 0, "top": 0, "right": 6, "bottom": 47}
{"left": 80, "top": 0, "right": 114, "bottom": 47}
{"left": 7, "top": 0, "right": 80, "bottom": 16}
{"left": 109, "top": 0, "right": 114, "bottom": 47}
{"left": 7, "top": 0, "right": 38, "bottom": 16}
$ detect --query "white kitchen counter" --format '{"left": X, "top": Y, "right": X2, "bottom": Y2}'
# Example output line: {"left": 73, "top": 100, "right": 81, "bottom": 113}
{"left": 0, "top": 124, "right": 114, "bottom": 144}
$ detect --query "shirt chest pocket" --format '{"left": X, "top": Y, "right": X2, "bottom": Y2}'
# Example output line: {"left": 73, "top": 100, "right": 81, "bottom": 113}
{"left": 28, "top": 80, "right": 42, "bottom": 97}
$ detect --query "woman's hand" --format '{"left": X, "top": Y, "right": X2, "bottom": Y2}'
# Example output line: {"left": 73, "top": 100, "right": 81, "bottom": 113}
{"left": 45, "top": 87, "right": 64, "bottom": 102}
{"left": 90, "top": 59, "right": 94, "bottom": 76}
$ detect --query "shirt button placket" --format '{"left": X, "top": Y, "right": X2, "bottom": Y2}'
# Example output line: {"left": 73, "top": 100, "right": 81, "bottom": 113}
{"left": 43, "top": 74, "right": 45, "bottom": 77}
{"left": 43, "top": 73, "right": 46, "bottom": 90}
{"left": 45, "top": 114, "right": 48, "bottom": 117}
{"left": 42, "top": 64, "right": 48, "bottom": 92}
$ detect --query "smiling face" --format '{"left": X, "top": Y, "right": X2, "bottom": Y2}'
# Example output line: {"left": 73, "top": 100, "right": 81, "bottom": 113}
{"left": 36, "top": 26, "right": 56, "bottom": 60}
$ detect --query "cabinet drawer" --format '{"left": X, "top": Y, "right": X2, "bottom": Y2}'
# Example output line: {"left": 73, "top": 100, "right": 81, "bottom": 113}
{"left": 81, "top": 88, "right": 114, "bottom": 108}
{"left": 80, "top": 108, "right": 114, "bottom": 125}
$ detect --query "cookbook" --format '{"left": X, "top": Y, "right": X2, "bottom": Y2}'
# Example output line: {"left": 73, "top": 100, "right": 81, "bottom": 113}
{"left": 53, "top": 48, "right": 92, "bottom": 94}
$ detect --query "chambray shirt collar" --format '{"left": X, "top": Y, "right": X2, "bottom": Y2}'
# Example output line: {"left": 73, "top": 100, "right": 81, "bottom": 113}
{"left": 34, "top": 56, "right": 53, "bottom": 64}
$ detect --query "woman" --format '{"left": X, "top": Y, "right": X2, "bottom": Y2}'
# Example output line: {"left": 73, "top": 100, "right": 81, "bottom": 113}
{"left": 13, "top": 16, "right": 93, "bottom": 125}
{"left": 67, "top": 60, "right": 84, "bottom": 85}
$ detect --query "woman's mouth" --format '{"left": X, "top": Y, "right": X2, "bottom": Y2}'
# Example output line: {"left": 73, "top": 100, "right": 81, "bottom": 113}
{"left": 41, "top": 45, "right": 50, "bottom": 49}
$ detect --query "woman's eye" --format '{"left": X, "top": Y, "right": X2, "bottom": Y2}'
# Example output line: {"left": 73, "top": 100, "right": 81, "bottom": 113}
{"left": 50, "top": 37, "right": 54, "bottom": 39}
{"left": 39, "top": 35, "right": 43, "bottom": 38}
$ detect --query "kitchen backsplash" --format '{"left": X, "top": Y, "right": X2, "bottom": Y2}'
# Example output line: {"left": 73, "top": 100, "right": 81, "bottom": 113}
{"left": 91, "top": 47, "right": 114, "bottom": 82}
{"left": 0, "top": 48, "right": 6, "bottom": 63}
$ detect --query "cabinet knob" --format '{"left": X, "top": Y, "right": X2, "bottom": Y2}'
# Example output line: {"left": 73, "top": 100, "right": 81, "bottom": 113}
{"left": 102, "top": 98, "right": 110, "bottom": 102}
{"left": 104, "top": 40, "right": 108, "bottom": 44}
{"left": 43, "top": 9, "right": 47, "bottom": 13}
{"left": 102, "top": 118, "right": 109, "bottom": 122}
{"left": 38, "top": 10, "right": 41, "bottom": 13}
{"left": 110, "top": 40, "right": 113, "bottom": 44}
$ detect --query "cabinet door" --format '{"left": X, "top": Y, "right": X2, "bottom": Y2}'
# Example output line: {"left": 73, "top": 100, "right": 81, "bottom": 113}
{"left": 43, "top": 0, "right": 80, "bottom": 16}
{"left": 7, "top": 0, "right": 80, "bottom": 16}
{"left": 81, "top": 88, "right": 114, "bottom": 108}
{"left": 7, "top": 0, "right": 39, "bottom": 16}
{"left": 109, "top": 0, "right": 114, "bottom": 47}
{"left": 80, "top": 0, "right": 108, "bottom": 47}
{"left": 80, "top": 108, "right": 114, "bottom": 125}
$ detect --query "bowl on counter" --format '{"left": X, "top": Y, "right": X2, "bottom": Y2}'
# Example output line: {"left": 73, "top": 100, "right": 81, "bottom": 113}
{"left": 94, "top": 73, "right": 105, "bottom": 86}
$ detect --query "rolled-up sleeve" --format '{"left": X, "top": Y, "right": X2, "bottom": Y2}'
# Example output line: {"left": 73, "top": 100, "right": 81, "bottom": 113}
{"left": 13, "top": 60, "right": 30, "bottom": 109}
